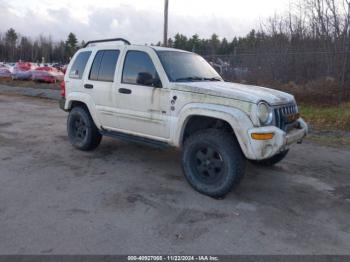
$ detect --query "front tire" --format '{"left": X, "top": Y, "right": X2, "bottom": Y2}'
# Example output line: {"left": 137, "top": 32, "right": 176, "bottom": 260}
{"left": 67, "top": 106, "right": 102, "bottom": 151}
{"left": 182, "top": 129, "right": 246, "bottom": 198}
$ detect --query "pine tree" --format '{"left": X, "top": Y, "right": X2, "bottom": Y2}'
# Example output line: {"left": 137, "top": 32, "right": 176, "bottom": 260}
{"left": 65, "top": 33, "right": 78, "bottom": 61}
{"left": 5, "top": 28, "right": 18, "bottom": 61}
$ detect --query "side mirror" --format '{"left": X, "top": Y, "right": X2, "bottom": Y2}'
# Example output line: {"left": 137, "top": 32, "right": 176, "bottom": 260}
{"left": 137, "top": 72, "right": 162, "bottom": 88}
{"left": 153, "top": 74, "right": 162, "bottom": 88}
{"left": 137, "top": 72, "right": 153, "bottom": 86}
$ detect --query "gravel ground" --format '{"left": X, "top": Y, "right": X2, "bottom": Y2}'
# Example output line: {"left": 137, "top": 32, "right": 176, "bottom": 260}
{"left": 0, "top": 84, "right": 60, "bottom": 100}
{"left": 0, "top": 94, "right": 349, "bottom": 255}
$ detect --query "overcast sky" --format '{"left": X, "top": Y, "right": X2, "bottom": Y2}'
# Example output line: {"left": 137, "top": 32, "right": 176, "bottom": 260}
{"left": 0, "top": 0, "right": 290, "bottom": 44}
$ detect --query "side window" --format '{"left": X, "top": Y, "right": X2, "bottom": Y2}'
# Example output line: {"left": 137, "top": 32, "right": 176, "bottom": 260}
{"left": 69, "top": 51, "right": 91, "bottom": 79}
{"left": 89, "top": 50, "right": 120, "bottom": 82}
{"left": 122, "top": 51, "right": 161, "bottom": 87}
{"left": 89, "top": 51, "right": 104, "bottom": 81}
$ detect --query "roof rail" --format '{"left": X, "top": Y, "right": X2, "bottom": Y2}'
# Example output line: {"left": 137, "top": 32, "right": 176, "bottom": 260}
{"left": 83, "top": 38, "right": 131, "bottom": 48}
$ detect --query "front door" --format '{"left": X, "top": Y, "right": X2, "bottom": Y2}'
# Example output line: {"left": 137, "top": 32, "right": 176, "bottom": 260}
{"left": 114, "top": 50, "right": 170, "bottom": 139}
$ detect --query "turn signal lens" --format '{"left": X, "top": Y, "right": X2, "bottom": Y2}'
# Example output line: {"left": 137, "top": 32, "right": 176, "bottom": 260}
{"left": 251, "top": 133, "right": 274, "bottom": 140}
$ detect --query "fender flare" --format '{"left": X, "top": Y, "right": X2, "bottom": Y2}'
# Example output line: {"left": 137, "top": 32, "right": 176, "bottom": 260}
{"left": 173, "top": 103, "right": 255, "bottom": 159}
{"left": 65, "top": 92, "right": 101, "bottom": 128}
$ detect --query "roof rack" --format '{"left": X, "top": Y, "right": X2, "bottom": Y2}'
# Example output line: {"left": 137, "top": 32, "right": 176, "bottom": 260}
{"left": 83, "top": 38, "right": 131, "bottom": 48}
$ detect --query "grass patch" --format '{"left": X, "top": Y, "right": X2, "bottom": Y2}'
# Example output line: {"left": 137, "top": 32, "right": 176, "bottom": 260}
{"left": 300, "top": 103, "right": 350, "bottom": 131}
{"left": 306, "top": 134, "right": 350, "bottom": 148}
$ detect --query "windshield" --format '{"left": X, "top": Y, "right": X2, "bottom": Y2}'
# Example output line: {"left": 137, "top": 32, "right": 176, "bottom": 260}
{"left": 156, "top": 51, "right": 222, "bottom": 82}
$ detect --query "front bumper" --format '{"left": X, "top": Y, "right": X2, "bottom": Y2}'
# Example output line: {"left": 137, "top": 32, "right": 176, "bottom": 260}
{"left": 246, "top": 118, "right": 308, "bottom": 160}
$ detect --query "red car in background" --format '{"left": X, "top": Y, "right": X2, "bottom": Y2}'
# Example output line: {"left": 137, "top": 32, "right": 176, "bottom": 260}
{"left": 12, "top": 62, "right": 35, "bottom": 80}
{"left": 31, "top": 66, "right": 64, "bottom": 83}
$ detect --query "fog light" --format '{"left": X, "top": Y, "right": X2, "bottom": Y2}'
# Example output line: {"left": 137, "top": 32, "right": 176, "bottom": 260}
{"left": 251, "top": 133, "right": 274, "bottom": 140}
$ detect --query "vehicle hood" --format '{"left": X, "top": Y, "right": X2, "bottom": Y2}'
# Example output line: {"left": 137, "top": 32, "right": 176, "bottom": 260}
{"left": 173, "top": 81, "right": 295, "bottom": 105}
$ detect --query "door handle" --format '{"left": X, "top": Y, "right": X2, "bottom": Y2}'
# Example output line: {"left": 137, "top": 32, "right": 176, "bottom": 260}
{"left": 84, "top": 84, "right": 93, "bottom": 89}
{"left": 119, "top": 88, "right": 132, "bottom": 94}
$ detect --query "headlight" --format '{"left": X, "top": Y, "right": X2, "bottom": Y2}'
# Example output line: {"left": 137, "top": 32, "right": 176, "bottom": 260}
{"left": 257, "top": 101, "right": 273, "bottom": 125}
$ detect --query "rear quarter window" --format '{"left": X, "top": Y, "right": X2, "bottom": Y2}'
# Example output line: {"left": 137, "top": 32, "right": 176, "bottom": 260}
{"left": 69, "top": 51, "right": 92, "bottom": 79}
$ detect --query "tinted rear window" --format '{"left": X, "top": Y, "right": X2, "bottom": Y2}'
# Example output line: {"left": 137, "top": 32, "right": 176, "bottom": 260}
{"left": 89, "top": 51, "right": 104, "bottom": 81}
{"left": 69, "top": 51, "right": 91, "bottom": 79}
{"left": 89, "top": 50, "right": 120, "bottom": 82}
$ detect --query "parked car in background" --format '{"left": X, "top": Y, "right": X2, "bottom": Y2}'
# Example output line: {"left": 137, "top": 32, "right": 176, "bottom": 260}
{"left": 0, "top": 68, "right": 12, "bottom": 78}
{"left": 32, "top": 66, "right": 64, "bottom": 83}
{"left": 61, "top": 64, "right": 68, "bottom": 74}
{"left": 12, "top": 62, "right": 35, "bottom": 80}
{"left": 0, "top": 61, "right": 66, "bottom": 83}
{"left": 0, "top": 63, "right": 14, "bottom": 75}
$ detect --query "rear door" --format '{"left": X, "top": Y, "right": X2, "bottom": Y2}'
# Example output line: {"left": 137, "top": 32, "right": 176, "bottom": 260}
{"left": 83, "top": 49, "right": 121, "bottom": 129}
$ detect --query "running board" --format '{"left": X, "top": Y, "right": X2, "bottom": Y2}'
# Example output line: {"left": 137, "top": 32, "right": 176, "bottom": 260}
{"left": 100, "top": 129, "right": 171, "bottom": 149}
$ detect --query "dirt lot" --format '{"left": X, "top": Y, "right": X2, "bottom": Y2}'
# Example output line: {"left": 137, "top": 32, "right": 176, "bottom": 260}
{"left": 0, "top": 94, "right": 350, "bottom": 255}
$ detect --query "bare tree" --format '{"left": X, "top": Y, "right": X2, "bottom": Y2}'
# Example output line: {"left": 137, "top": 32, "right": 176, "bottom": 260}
{"left": 341, "top": 0, "right": 350, "bottom": 85}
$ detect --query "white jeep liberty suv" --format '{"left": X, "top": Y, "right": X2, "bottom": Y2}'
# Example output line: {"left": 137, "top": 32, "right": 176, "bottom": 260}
{"left": 60, "top": 38, "right": 308, "bottom": 198}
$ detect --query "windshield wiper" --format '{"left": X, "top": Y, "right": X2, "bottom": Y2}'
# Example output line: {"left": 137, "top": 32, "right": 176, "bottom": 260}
{"left": 203, "top": 77, "right": 222, "bottom": 81}
{"left": 175, "top": 76, "right": 222, "bottom": 82}
{"left": 175, "top": 76, "right": 205, "bottom": 82}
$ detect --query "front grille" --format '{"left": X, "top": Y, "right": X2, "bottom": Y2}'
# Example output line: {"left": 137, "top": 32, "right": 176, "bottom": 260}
{"left": 274, "top": 103, "right": 299, "bottom": 131}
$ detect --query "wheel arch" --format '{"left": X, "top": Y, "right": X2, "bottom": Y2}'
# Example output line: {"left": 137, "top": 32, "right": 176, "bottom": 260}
{"left": 65, "top": 92, "right": 101, "bottom": 129}
{"left": 174, "top": 103, "right": 254, "bottom": 158}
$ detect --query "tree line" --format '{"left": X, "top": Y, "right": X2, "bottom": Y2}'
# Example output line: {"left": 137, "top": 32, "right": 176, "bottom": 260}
{"left": 0, "top": 0, "right": 349, "bottom": 86}
{"left": 165, "top": 0, "right": 350, "bottom": 86}
{"left": 0, "top": 29, "right": 81, "bottom": 64}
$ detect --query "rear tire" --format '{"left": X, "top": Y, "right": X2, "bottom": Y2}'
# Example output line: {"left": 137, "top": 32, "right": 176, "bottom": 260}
{"left": 181, "top": 129, "right": 246, "bottom": 198}
{"left": 67, "top": 106, "right": 102, "bottom": 151}
{"left": 251, "top": 150, "right": 289, "bottom": 166}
